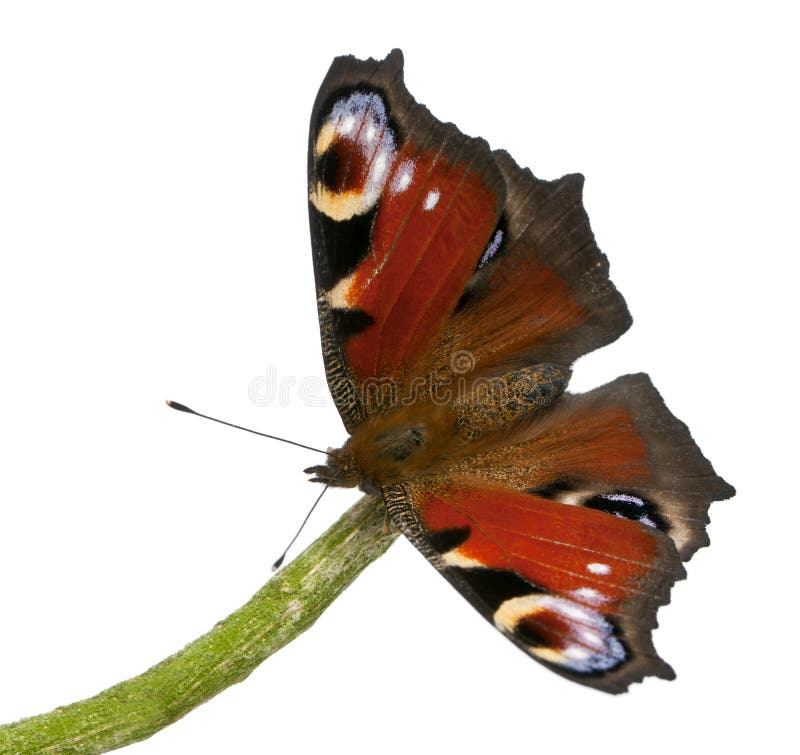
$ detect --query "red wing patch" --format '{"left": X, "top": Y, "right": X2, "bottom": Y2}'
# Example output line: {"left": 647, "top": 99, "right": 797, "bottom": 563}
{"left": 450, "top": 374, "right": 734, "bottom": 561}
{"left": 419, "top": 484, "right": 669, "bottom": 610}
{"left": 386, "top": 479, "right": 684, "bottom": 691}
{"left": 308, "top": 52, "right": 505, "bottom": 402}
{"left": 341, "top": 144, "right": 500, "bottom": 380}
{"left": 430, "top": 151, "right": 632, "bottom": 374}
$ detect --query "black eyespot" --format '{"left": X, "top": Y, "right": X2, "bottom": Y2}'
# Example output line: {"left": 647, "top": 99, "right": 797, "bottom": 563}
{"left": 583, "top": 492, "right": 670, "bottom": 532}
{"left": 318, "top": 146, "right": 342, "bottom": 190}
{"left": 429, "top": 527, "right": 470, "bottom": 554}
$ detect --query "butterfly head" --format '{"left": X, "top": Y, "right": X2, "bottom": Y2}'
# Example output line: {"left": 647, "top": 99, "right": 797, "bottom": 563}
{"left": 304, "top": 446, "right": 361, "bottom": 490}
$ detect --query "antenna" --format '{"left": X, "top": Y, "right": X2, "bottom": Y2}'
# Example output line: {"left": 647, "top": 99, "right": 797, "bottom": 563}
{"left": 271, "top": 484, "right": 329, "bottom": 571}
{"left": 166, "top": 400, "right": 327, "bottom": 455}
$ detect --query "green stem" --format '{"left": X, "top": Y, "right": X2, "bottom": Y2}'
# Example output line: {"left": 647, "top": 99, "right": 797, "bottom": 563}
{"left": 0, "top": 495, "right": 398, "bottom": 754}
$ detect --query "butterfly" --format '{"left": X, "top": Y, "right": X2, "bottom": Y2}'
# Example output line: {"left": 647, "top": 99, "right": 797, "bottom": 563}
{"left": 302, "top": 49, "right": 734, "bottom": 693}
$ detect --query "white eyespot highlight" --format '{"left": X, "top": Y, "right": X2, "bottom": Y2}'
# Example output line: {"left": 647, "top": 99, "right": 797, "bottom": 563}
{"left": 389, "top": 159, "right": 415, "bottom": 195}
{"left": 423, "top": 188, "right": 440, "bottom": 211}
{"left": 571, "top": 587, "right": 608, "bottom": 606}
{"left": 564, "top": 646, "right": 591, "bottom": 662}
{"left": 561, "top": 602, "right": 596, "bottom": 624}
{"left": 602, "top": 493, "right": 646, "bottom": 506}
{"left": 478, "top": 228, "right": 504, "bottom": 268}
{"left": 309, "top": 91, "right": 398, "bottom": 221}
{"left": 599, "top": 492, "right": 659, "bottom": 528}
{"left": 579, "top": 629, "right": 606, "bottom": 648}
{"left": 587, "top": 562, "right": 611, "bottom": 575}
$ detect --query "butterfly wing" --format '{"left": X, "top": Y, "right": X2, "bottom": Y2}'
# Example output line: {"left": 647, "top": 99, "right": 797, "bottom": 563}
{"left": 308, "top": 50, "right": 733, "bottom": 691}
{"left": 308, "top": 49, "right": 505, "bottom": 430}
{"left": 429, "top": 149, "right": 632, "bottom": 374}
{"left": 384, "top": 480, "right": 683, "bottom": 693}
{"left": 446, "top": 373, "right": 735, "bottom": 561}
{"left": 383, "top": 375, "right": 733, "bottom": 692}
{"left": 308, "top": 50, "right": 630, "bottom": 429}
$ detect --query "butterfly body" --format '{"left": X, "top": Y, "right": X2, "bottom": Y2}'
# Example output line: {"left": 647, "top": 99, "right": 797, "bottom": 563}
{"left": 307, "top": 361, "right": 571, "bottom": 492}
{"left": 305, "top": 49, "right": 734, "bottom": 693}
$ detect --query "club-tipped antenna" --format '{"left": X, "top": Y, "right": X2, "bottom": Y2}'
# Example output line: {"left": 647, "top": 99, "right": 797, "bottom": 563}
{"left": 271, "top": 484, "right": 329, "bottom": 571}
{"left": 166, "top": 400, "right": 327, "bottom": 455}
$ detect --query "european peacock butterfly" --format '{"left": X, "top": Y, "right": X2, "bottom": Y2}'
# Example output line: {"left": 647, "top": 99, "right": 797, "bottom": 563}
{"left": 300, "top": 49, "right": 733, "bottom": 693}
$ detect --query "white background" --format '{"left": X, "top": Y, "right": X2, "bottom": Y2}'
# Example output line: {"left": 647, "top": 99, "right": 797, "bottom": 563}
{"left": 1, "top": 2, "right": 796, "bottom": 753}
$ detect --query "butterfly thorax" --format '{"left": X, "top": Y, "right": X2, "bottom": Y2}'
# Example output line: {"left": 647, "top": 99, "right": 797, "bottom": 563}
{"left": 306, "top": 363, "right": 573, "bottom": 493}
{"left": 306, "top": 401, "right": 456, "bottom": 494}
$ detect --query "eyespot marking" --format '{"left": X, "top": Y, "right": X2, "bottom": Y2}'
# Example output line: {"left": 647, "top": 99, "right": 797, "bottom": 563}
{"left": 310, "top": 91, "right": 397, "bottom": 221}
{"left": 584, "top": 492, "right": 670, "bottom": 532}
{"left": 478, "top": 228, "right": 504, "bottom": 268}
{"left": 493, "top": 593, "right": 626, "bottom": 674}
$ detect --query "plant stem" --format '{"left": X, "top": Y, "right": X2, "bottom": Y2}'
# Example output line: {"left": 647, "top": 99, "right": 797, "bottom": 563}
{"left": 0, "top": 495, "right": 398, "bottom": 754}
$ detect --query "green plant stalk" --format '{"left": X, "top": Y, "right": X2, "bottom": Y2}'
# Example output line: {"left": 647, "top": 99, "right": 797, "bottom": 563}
{"left": 0, "top": 495, "right": 398, "bottom": 754}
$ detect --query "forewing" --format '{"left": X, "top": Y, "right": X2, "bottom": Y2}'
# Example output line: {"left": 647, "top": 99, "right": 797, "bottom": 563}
{"left": 308, "top": 49, "right": 505, "bottom": 429}
{"left": 429, "top": 150, "right": 632, "bottom": 375}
